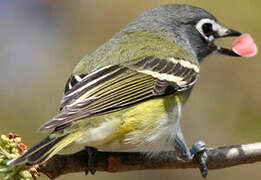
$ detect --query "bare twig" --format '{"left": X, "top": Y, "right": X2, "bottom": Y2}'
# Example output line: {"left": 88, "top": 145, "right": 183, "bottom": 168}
{"left": 38, "top": 142, "right": 261, "bottom": 179}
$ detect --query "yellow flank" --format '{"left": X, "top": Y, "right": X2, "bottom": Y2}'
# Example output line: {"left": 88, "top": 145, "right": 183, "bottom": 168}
{"left": 72, "top": 93, "right": 179, "bottom": 150}
{"left": 119, "top": 94, "right": 175, "bottom": 135}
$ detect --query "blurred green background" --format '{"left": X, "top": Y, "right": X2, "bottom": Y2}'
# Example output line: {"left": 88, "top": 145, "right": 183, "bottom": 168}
{"left": 0, "top": 0, "right": 260, "bottom": 179}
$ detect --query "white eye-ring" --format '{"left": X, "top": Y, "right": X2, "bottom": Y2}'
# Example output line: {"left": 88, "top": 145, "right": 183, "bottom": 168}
{"left": 195, "top": 18, "right": 219, "bottom": 41}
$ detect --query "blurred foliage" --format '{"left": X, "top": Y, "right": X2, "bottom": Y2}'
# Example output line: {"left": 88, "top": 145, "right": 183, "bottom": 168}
{"left": 0, "top": 133, "right": 39, "bottom": 180}
{"left": 0, "top": 0, "right": 260, "bottom": 179}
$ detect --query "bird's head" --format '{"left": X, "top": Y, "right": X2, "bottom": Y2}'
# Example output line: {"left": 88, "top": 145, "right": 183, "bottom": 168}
{"left": 126, "top": 4, "right": 257, "bottom": 61}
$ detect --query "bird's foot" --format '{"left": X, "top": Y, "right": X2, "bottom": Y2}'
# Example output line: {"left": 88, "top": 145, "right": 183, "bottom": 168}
{"left": 190, "top": 141, "right": 208, "bottom": 178}
{"left": 84, "top": 146, "right": 98, "bottom": 175}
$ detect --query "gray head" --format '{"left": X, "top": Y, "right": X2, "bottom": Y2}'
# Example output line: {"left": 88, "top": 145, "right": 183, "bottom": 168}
{"left": 125, "top": 4, "right": 241, "bottom": 61}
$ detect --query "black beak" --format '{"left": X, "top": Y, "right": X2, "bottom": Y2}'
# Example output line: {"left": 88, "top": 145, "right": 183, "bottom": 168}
{"left": 215, "top": 28, "right": 242, "bottom": 56}
{"left": 216, "top": 29, "right": 242, "bottom": 38}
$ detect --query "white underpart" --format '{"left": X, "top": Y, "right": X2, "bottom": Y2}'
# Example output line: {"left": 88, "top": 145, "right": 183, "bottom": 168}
{"left": 134, "top": 111, "right": 180, "bottom": 153}
{"left": 75, "top": 118, "right": 119, "bottom": 146}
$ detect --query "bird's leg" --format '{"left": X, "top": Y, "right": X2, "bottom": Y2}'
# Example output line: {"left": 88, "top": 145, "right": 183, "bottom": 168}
{"left": 190, "top": 141, "right": 208, "bottom": 178}
{"left": 174, "top": 127, "right": 191, "bottom": 161}
{"left": 84, "top": 146, "right": 98, "bottom": 175}
{"left": 174, "top": 127, "right": 208, "bottom": 177}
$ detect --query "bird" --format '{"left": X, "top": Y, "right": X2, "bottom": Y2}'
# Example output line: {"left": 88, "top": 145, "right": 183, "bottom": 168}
{"left": 8, "top": 4, "right": 245, "bottom": 177}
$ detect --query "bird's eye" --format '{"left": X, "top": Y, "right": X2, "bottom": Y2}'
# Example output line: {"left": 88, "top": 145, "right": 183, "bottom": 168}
{"left": 202, "top": 23, "right": 214, "bottom": 37}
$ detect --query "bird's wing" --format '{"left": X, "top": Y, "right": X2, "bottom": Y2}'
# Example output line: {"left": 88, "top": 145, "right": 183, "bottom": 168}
{"left": 39, "top": 56, "right": 199, "bottom": 131}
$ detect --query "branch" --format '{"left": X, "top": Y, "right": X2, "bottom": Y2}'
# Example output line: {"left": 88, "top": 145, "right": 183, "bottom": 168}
{"left": 38, "top": 142, "right": 261, "bottom": 179}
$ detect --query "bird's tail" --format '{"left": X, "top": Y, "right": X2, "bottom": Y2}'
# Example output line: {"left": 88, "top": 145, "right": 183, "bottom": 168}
{"left": 7, "top": 131, "right": 83, "bottom": 166}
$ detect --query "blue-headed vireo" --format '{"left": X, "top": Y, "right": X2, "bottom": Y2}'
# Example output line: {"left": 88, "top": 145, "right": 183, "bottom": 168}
{"left": 9, "top": 4, "right": 253, "bottom": 177}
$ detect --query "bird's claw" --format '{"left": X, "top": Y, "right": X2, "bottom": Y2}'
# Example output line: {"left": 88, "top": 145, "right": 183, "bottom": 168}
{"left": 190, "top": 141, "right": 208, "bottom": 178}
{"left": 85, "top": 146, "right": 98, "bottom": 175}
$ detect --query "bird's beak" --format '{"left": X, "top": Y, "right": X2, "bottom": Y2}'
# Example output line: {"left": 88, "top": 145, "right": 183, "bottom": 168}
{"left": 215, "top": 27, "right": 242, "bottom": 56}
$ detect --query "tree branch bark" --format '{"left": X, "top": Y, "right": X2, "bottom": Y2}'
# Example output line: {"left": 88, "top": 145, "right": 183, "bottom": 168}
{"left": 38, "top": 142, "right": 261, "bottom": 179}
